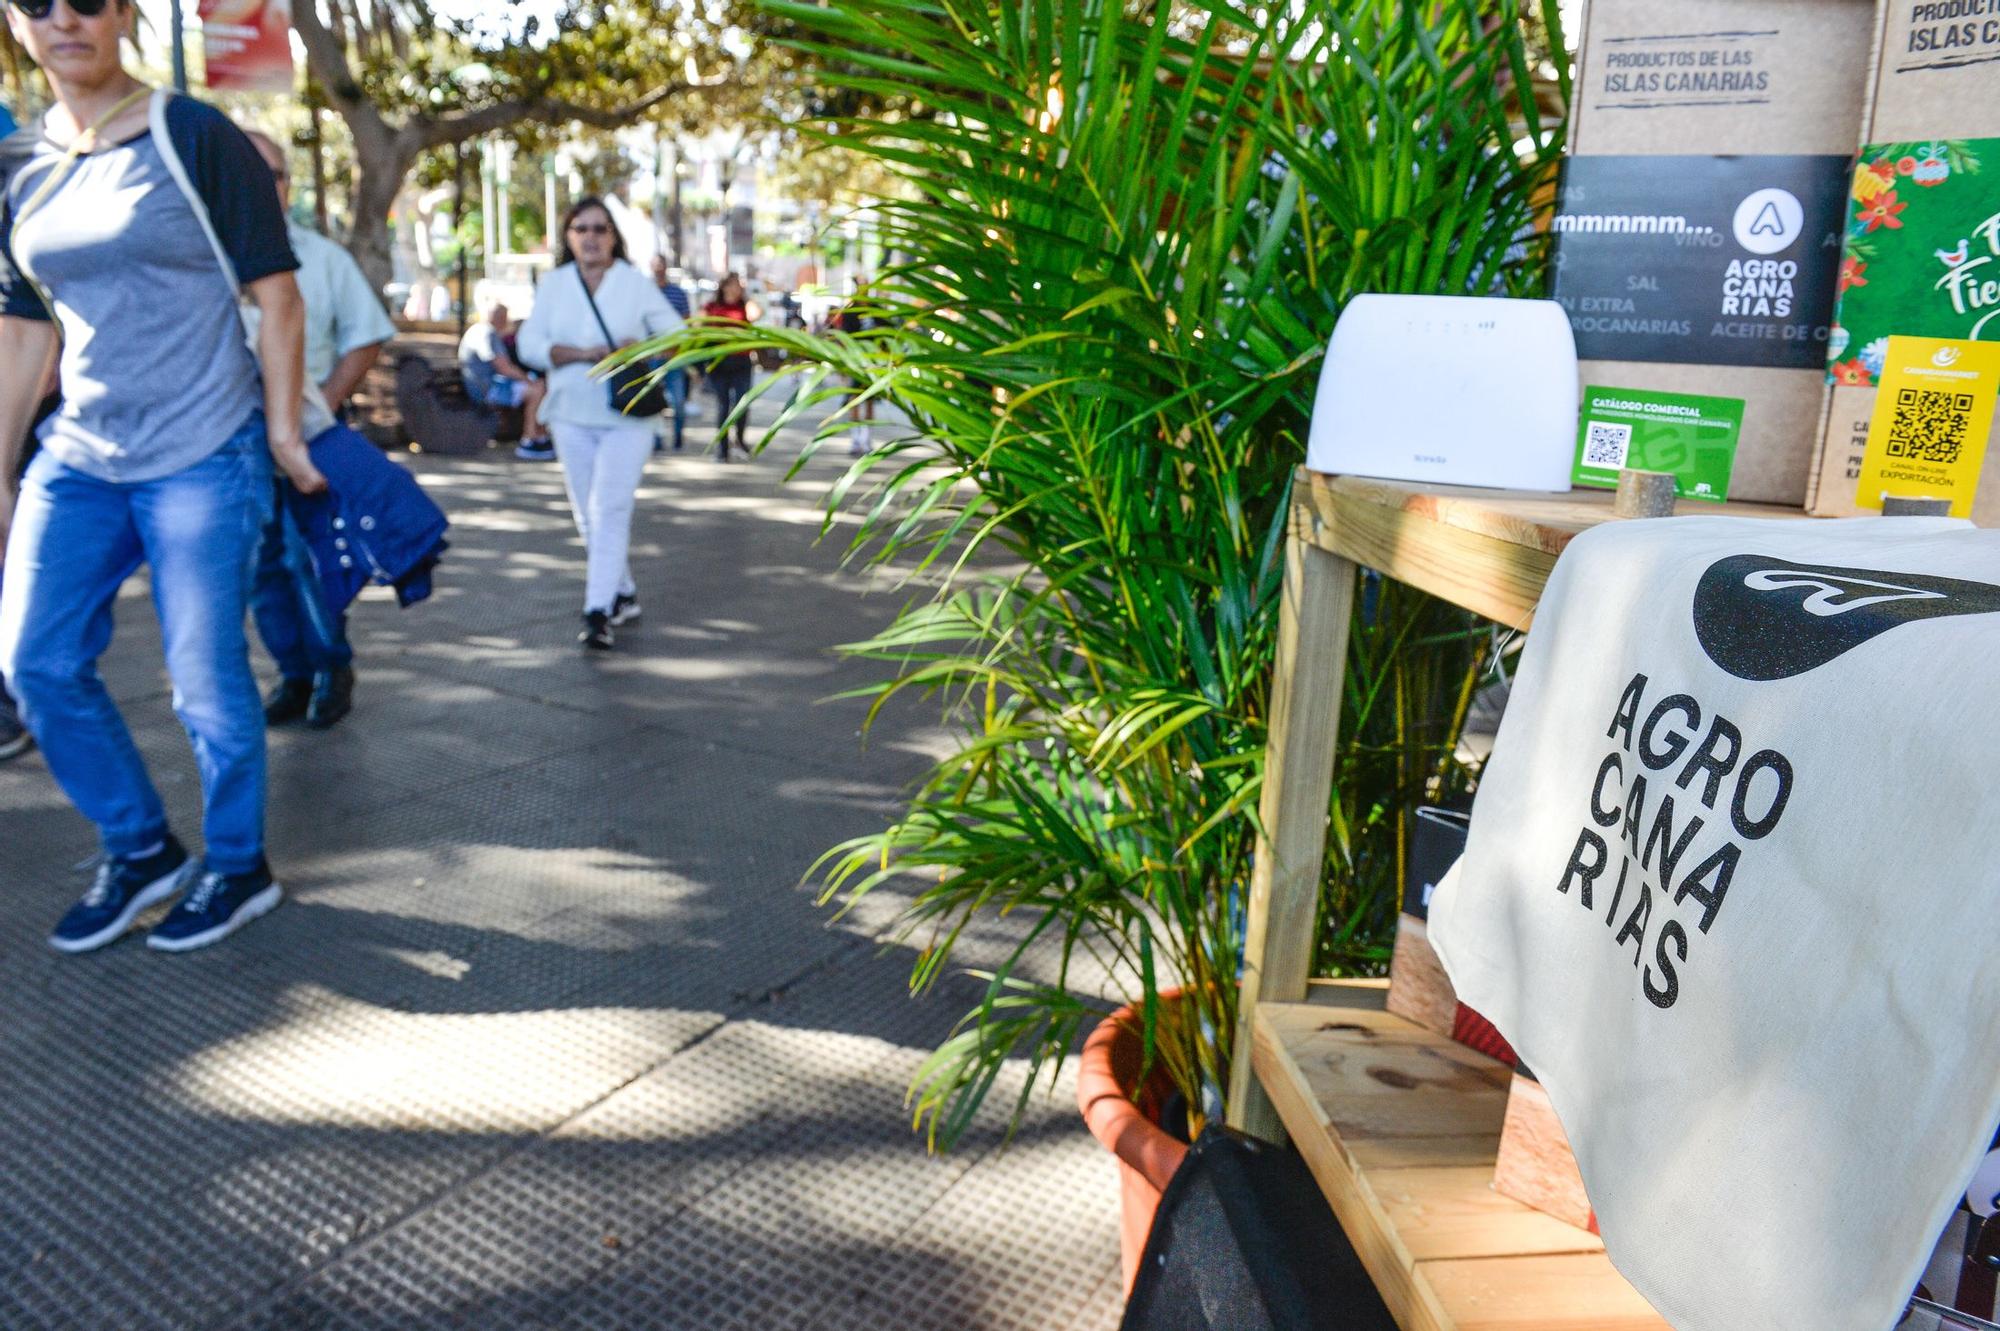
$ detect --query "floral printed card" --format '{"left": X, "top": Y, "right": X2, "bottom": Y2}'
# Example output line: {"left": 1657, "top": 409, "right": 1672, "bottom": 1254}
{"left": 1827, "top": 138, "right": 2000, "bottom": 386}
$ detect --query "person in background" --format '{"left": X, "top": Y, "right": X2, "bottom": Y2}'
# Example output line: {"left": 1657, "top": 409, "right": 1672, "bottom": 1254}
{"left": 0, "top": 372, "right": 55, "bottom": 765}
{"left": 0, "top": 681, "right": 25, "bottom": 761}
{"left": 0, "top": 96, "right": 21, "bottom": 761}
{"left": 460, "top": 300, "right": 551, "bottom": 461}
{"left": 517, "top": 197, "right": 681, "bottom": 650}
{"left": 702, "top": 272, "right": 756, "bottom": 461}
{"left": 0, "top": 0, "right": 324, "bottom": 953}
{"left": 242, "top": 129, "right": 393, "bottom": 731}
{"left": 830, "top": 277, "right": 879, "bottom": 456}
{"left": 647, "top": 254, "right": 692, "bottom": 452}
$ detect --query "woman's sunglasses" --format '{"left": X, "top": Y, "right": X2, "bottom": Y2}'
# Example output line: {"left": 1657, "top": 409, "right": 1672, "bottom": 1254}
{"left": 567, "top": 222, "right": 613, "bottom": 235}
{"left": 9, "top": 0, "right": 113, "bottom": 20}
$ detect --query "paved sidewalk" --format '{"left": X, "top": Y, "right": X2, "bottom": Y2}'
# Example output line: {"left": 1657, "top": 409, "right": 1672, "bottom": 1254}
{"left": 0, "top": 418, "right": 1124, "bottom": 1330}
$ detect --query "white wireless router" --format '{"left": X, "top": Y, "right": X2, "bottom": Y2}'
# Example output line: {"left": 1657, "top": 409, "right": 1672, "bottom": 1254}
{"left": 1306, "top": 294, "right": 1578, "bottom": 492}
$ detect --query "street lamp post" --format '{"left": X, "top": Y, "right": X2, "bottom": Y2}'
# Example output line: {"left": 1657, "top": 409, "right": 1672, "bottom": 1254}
{"left": 481, "top": 145, "right": 497, "bottom": 263}
{"left": 495, "top": 140, "right": 513, "bottom": 257}
{"left": 543, "top": 155, "right": 559, "bottom": 253}
{"left": 672, "top": 154, "right": 686, "bottom": 272}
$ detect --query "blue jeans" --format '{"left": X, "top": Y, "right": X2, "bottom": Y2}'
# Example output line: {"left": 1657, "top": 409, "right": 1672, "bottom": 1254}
{"left": 252, "top": 478, "right": 351, "bottom": 681}
{"left": 665, "top": 368, "right": 688, "bottom": 448}
{"left": 0, "top": 416, "right": 273, "bottom": 873}
{"left": 0, "top": 649, "right": 14, "bottom": 729}
{"left": 710, "top": 364, "right": 752, "bottom": 451}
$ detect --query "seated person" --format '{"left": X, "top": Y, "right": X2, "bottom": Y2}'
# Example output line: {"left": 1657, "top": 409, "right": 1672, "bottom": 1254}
{"left": 459, "top": 301, "right": 551, "bottom": 460}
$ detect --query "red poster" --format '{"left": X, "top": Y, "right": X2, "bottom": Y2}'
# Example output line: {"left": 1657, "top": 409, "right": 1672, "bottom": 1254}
{"left": 198, "top": 0, "right": 295, "bottom": 94}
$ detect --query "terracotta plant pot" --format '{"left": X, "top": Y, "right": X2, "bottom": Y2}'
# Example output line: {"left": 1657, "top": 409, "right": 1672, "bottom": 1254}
{"left": 1077, "top": 992, "right": 1193, "bottom": 1294}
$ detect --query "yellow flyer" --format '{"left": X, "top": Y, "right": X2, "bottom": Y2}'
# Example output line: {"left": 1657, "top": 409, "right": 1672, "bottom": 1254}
{"left": 1855, "top": 336, "right": 2000, "bottom": 518}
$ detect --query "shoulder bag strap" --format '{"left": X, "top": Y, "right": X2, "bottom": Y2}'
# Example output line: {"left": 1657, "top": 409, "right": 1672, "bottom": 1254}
{"left": 16, "top": 84, "right": 151, "bottom": 228}
{"left": 152, "top": 90, "right": 335, "bottom": 438}
{"left": 576, "top": 264, "right": 618, "bottom": 349}
{"left": 10, "top": 84, "right": 152, "bottom": 318}
{"left": 149, "top": 90, "right": 245, "bottom": 311}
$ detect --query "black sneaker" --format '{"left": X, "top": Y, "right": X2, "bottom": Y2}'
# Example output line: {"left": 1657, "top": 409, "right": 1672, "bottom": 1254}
{"left": 579, "top": 610, "right": 615, "bottom": 650}
{"left": 49, "top": 836, "right": 194, "bottom": 954}
{"left": 0, "top": 705, "right": 31, "bottom": 761}
{"left": 264, "top": 676, "right": 313, "bottom": 726}
{"left": 514, "top": 437, "right": 555, "bottom": 461}
{"left": 306, "top": 666, "right": 355, "bottom": 730}
{"left": 147, "top": 860, "right": 283, "bottom": 953}
{"left": 609, "top": 593, "right": 643, "bottom": 627}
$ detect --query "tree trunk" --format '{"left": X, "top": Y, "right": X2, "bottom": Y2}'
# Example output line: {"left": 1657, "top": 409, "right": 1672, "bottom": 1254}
{"left": 305, "top": 85, "right": 329, "bottom": 235}
{"left": 348, "top": 144, "right": 408, "bottom": 300}
{"left": 288, "top": 0, "right": 681, "bottom": 299}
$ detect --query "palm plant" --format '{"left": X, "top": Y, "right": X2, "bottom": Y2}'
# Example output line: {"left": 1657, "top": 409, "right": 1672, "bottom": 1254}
{"left": 640, "top": 0, "right": 1567, "bottom": 1148}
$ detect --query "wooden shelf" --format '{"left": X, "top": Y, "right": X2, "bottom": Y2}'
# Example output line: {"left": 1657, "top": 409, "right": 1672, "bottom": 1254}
{"left": 1290, "top": 472, "right": 1804, "bottom": 630}
{"left": 1253, "top": 988, "right": 1668, "bottom": 1331}
{"left": 1228, "top": 471, "right": 1816, "bottom": 1321}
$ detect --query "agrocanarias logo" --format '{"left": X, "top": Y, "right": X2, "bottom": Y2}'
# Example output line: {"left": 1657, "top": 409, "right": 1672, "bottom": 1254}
{"left": 1692, "top": 554, "right": 2000, "bottom": 680}
{"left": 1720, "top": 188, "right": 1807, "bottom": 317}
{"left": 1733, "top": 187, "right": 1805, "bottom": 255}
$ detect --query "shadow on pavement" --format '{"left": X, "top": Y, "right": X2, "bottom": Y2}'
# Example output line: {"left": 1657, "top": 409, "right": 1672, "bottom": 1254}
{"left": 0, "top": 426, "right": 1121, "bottom": 1331}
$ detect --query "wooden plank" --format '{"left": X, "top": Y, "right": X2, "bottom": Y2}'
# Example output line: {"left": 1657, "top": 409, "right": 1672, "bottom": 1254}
{"left": 1227, "top": 535, "right": 1357, "bottom": 1140}
{"left": 1492, "top": 1073, "right": 1595, "bottom": 1232}
{"left": 1261, "top": 1001, "right": 1509, "bottom": 1076}
{"left": 1297, "top": 471, "right": 1806, "bottom": 556}
{"left": 1387, "top": 913, "right": 1459, "bottom": 1039}
{"left": 1300, "top": 474, "right": 1616, "bottom": 556}
{"left": 1305, "top": 976, "right": 1391, "bottom": 1009}
{"left": 1289, "top": 472, "right": 1809, "bottom": 628}
{"left": 1292, "top": 483, "right": 1556, "bottom": 630}
{"left": 1425, "top": 1254, "right": 1667, "bottom": 1330}
{"left": 1372, "top": 1167, "right": 1604, "bottom": 1263}
{"left": 1253, "top": 1005, "right": 1457, "bottom": 1331}
{"left": 1255, "top": 1002, "right": 1668, "bottom": 1329}
{"left": 1260, "top": 1003, "right": 1511, "bottom": 1167}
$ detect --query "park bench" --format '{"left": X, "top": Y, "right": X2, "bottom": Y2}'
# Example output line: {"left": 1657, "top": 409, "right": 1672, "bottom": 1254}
{"left": 391, "top": 351, "right": 522, "bottom": 455}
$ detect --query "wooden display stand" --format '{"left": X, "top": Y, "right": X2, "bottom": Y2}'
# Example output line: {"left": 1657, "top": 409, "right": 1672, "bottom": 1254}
{"left": 1224, "top": 470, "right": 1802, "bottom": 1329}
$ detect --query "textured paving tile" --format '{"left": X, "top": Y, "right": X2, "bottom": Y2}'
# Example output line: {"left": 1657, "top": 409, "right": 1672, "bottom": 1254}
{"left": 0, "top": 406, "right": 1124, "bottom": 1331}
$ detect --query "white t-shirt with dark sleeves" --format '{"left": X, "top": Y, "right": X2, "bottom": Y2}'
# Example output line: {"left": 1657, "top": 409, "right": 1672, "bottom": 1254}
{"left": 0, "top": 96, "right": 296, "bottom": 484}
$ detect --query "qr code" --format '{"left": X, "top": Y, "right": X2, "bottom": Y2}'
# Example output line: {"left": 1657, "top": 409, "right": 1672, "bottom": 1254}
{"left": 1886, "top": 387, "right": 1975, "bottom": 464}
{"left": 1581, "top": 420, "right": 1632, "bottom": 469}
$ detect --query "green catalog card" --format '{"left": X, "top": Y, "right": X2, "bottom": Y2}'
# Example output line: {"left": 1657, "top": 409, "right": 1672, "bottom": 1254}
{"left": 1571, "top": 386, "right": 1745, "bottom": 502}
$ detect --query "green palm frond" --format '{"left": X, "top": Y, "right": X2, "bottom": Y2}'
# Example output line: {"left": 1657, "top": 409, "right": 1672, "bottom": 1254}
{"left": 636, "top": 0, "right": 1566, "bottom": 1149}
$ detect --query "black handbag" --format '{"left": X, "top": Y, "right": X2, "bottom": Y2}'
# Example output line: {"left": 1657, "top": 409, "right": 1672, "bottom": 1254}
{"left": 578, "top": 268, "right": 670, "bottom": 418}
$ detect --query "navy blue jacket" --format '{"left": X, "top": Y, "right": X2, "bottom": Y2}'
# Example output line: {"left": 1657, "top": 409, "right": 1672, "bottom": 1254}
{"left": 285, "top": 424, "right": 449, "bottom": 613}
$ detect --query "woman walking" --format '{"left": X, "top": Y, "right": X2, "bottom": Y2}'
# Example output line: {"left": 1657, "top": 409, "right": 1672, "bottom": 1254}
{"left": 702, "top": 273, "right": 756, "bottom": 461}
{"left": 0, "top": 0, "right": 323, "bottom": 952}
{"left": 517, "top": 197, "right": 680, "bottom": 651}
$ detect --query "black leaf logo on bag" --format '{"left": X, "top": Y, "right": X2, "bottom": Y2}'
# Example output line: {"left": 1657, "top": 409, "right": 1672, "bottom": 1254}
{"left": 1693, "top": 554, "right": 2000, "bottom": 680}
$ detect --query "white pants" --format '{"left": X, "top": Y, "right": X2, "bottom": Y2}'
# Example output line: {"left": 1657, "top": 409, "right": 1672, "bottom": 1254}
{"left": 551, "top": 422, "right": 652, "bottom": 614}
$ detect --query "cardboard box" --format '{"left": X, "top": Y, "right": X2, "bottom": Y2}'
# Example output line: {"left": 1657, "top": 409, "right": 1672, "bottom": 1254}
{"left": 1493, "top": 1070, "right": 1599, "bottom": 1233}
{"left": 1554, "top": 0, "right": 1875, "bottom": 503}
{"left": 1386, "top": 807, "right": 1470, "bottom": 1038}
{"left": 1808, "top": 1, "right": 2000, "bottom": 522}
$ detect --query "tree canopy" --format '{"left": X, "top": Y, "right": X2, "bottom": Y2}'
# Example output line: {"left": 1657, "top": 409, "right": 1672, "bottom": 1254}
{"left": 293, "top": 0, "right": 781, "bottom": 285}
{"left": 0, "top": 0, "right": 912, "bottom": 292}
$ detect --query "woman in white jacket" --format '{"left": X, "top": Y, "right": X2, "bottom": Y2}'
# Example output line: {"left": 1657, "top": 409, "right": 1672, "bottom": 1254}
{"left": 516, "top": 197, "right": 681, "bottom": 650}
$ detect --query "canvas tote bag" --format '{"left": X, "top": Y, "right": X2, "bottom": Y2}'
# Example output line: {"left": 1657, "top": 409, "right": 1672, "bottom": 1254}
{"left": 1427, "top": 513, "right": 2000, "bottom": 1331}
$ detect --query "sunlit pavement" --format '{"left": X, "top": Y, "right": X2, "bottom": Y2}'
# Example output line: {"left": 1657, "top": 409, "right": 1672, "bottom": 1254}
{"left": 0, "top": 402, "right": 1123, "bottom": 1330}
